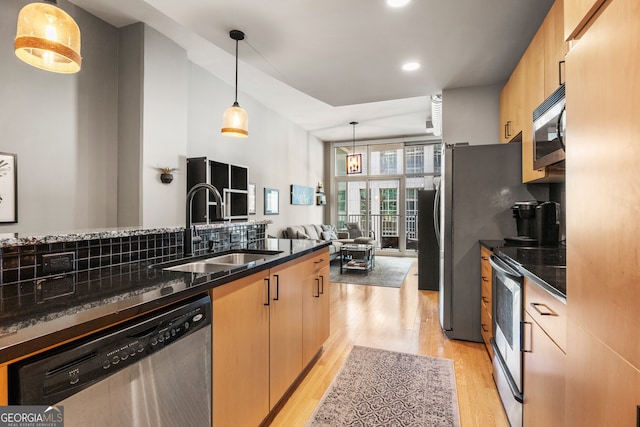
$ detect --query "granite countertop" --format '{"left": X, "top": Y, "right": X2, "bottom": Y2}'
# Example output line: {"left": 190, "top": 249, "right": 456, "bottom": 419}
{"left": 480, "top": 240, "right": 566, "bottom": 300}
{"left": 0, "top": 238, "right": 329, "bottom": 364}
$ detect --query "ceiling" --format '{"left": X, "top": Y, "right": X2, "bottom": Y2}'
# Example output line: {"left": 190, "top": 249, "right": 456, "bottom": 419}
{"left": 68, "top": 0, "right": 554, "bottom": 142}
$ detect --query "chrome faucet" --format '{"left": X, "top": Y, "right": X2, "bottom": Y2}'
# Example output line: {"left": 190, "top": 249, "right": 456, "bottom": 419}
{"left": 185, "top": 183, "right": 224, "bottom": 257}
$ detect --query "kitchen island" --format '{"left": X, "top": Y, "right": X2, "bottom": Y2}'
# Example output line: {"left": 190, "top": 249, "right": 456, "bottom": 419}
{"left": 0, "top": 224, "right": 331, "bottom": 420}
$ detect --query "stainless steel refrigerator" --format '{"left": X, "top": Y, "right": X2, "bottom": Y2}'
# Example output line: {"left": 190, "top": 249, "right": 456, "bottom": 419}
{"left": 437, "top": 142, "right": 541, "bottom": 342}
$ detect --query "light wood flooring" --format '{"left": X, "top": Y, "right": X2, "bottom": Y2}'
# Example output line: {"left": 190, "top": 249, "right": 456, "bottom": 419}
{"left": 269, "top": 258, "right": 510, "bottom": 427}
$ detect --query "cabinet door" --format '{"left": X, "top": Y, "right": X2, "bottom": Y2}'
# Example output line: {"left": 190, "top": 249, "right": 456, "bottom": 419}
{"left": 544, "top": 0, "right": 568, "bottom": 98}
{"left": 564, "top": 0, "right": 607, "bottom": 40}
{"left": 212, "top": 271, "right": 270, "bottom": 427}
{"left": 521, "top": 26, "right": 546, "bottom": 183}
{"left": 523, "top": 312, "right": 565, "bottom": 427}
{"left": 565, "top": 0, "right": 640, "bottom": 368}
{"left": 269, "top": 261, "right": 304, "bottom": 408}
{"left": 302, "top": 262, "right": 330, "bottom": 366}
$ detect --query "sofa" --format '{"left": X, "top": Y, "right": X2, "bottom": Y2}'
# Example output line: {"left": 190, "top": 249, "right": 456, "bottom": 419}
{"left": 283, "top": 224, "right": 375, "bottom": 261}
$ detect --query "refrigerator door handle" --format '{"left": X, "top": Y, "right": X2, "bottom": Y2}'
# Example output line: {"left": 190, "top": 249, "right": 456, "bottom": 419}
{"left": 433, "top": 181, "right": 441, "bottom": 247}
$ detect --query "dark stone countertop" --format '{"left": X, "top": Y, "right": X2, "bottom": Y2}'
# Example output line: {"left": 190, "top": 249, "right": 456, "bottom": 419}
{"left": 0, "top": 238, "right": 330, "bottom": 364}
{"left": 480, "top": 240, "right": 566, "bottom": 300}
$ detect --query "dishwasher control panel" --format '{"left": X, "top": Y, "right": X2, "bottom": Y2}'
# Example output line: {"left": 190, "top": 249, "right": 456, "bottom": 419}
{"left": 8, "top": 294, "right": 211, "bottom": 405}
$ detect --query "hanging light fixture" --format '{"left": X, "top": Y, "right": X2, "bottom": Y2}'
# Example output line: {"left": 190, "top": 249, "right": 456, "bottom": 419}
{"left": 14, "top": 1, "right": 82, "bottom": 74}
{"left": 221, "top": 30, "right": 248, "bottom": 138}
{"left": 346, "top": 121, "right": 362, "bottom": 174}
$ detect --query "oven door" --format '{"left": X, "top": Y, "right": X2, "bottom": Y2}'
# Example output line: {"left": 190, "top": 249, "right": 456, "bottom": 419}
{"left": 489, "top": 254, "right": 524, "bottom": 394}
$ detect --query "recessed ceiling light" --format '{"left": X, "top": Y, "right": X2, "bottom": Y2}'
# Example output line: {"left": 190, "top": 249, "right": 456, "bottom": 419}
{"left": 402, "top": 62, "right": 421, "bottom": 71}
{"left": 387, "top": 0, "right": 411, "bottom": 7}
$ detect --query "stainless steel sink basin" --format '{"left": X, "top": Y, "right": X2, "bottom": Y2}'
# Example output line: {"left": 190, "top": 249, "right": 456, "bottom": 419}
{"left": 164, "top": 261, "right": 236, "bottom": 274}
{"left": 158, "top": 250, "right": 282, "bottom": 274}
{"left": 206, "top": 252, "right": 270, "bottom": 265}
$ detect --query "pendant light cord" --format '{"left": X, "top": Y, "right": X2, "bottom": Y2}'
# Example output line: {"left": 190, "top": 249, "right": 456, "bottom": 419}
{"left": 350, "top": 121, "right": 358, "bottom": 151}
{"left": 234, "top": 38, "right": 239, "bottom": 104}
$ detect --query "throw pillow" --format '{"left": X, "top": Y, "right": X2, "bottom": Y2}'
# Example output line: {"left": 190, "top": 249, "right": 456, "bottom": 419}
{"left": 321, "top": 224, "right": 337, "bottom": 232}
{"left": 297, "top": 231, "right": 310, "bottom": 239}
{"left": 321, "top": 230, "right": 337, "bottom": 241}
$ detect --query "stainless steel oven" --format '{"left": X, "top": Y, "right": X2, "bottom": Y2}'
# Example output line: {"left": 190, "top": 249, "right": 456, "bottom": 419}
{"left": 489, "top": 254, "right": 524, "bottom": 427}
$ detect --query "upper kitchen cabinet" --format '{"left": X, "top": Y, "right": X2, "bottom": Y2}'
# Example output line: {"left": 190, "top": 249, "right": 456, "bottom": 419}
{"left": 499, "top": 0, "right": 567, "bottom": 183}
{"left": 544, "top": 0, "right": 569, "bottom": 98}
{"left": 187, "top": 157, "right": 249, "bottom": 223}
{"left": 564, "top": 0, "right": 607, "bottom": 40}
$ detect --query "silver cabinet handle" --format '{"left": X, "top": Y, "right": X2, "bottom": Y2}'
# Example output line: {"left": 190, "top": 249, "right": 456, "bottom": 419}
{"left": 264, "top": 278, "right": 270, "bottom": 306}
{"left": 530, "top": 302, "right": 557, "bottom": 316}
{"left": 521, "top": 321, "right": 533, "bottom": 353}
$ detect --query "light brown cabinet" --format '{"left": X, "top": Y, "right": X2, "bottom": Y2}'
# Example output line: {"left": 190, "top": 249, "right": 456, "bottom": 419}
{"left": 479, "top": 246, "right": 493, "bottom": 359}
{"left": 212, "top": 271, "right": 270, "bottom": 427}
{"left": 302, "top": 252, "right": 330, "bottom": 367}
{"left": 268, "top": 258, "right": 304, "bottom": 408}
{"left": 211, "top": 248, "right": 331, "bottom": 426}
{"left": 522, "top": 278, "right": 566, "bottom": 427}
{"left": 499, "top": 0, "right": 567, "bottom": 183}
{"left": 543, "top": 0, "right": 569, "bottom": 98}
{"left": 565, "top": 0, "right": 640, "bottom": 423}
{"left": 564, "top": 0, "right": 606, "bottom": 40}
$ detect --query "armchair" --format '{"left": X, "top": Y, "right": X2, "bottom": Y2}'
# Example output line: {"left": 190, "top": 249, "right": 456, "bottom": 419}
{"left": 344, "top": 222, "right": 376, "bottom": 244}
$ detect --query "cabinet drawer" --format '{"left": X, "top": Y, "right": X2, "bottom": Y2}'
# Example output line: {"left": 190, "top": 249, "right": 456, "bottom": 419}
{"left": 524, "top": 278, "right": 567, "bottom": 351}
{"left": 480, "top": 305, "right": 493, "bottom": 358}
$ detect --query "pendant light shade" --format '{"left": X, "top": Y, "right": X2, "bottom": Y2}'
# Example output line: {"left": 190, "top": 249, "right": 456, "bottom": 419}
{"left": 346, "top": 121, "right": 362, "bottom": 174}
{"left": 14, "top": 1, "right": 81, "bottom": 74}
{"left": 221, "top": 30, "right": 248, "bottom": 138}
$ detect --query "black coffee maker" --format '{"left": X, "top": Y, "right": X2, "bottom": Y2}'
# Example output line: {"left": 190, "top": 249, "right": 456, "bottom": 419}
{"left": 505, "top": 201, "right": 560, "bottom": 246}
{"left": 505, "top": 201, "right": 539, "bottom": 246}
{"left": 535, "top": 201, "right": 560, "bottom": 246}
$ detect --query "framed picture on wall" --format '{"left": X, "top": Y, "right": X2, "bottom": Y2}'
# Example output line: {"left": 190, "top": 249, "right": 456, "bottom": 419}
{"left": 264, "top": 188, "right": 279, "bottom": 215}
{"left": 0, "top": 153, "right": 17, "bottom": 223}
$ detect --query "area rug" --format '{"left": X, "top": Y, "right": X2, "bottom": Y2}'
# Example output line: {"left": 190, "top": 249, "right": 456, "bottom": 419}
{"left": 330, "top": 256, "right": 414, "bottom": 288}
{"left": 306, "top": 346, "right": 460, "bottom": 427}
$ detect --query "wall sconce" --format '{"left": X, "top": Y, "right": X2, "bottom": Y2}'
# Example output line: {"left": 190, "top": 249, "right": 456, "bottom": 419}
{"left": 14, "top": 1, "right": 82, "bottom": 73}
{"left": 346, "top": 121, "right": 362, "bottom": 174}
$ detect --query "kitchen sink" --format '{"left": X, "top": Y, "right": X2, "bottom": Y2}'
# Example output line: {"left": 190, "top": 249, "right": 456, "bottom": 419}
{"left": 157, "top": 250, "right": 282, "bottom": 274}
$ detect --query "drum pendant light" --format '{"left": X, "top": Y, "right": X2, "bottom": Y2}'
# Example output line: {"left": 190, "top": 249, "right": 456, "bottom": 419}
{"left": 346, "top": 121, "right": 362, "bottom": 174}
{"left": 221, "top": 30, "right": 248, "bottom": 138}
{"left": 14, "top": 1, "right": 82, "bottom": 74}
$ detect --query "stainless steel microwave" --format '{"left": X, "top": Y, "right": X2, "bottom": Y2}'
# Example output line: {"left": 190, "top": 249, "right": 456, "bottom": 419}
{"left": 533, "top": 84, "right": 566, "bottom": 169}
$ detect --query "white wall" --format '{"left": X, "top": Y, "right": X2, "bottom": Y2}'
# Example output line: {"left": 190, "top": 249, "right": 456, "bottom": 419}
{"left": 442, "top": 84, "right": 502, "bottom": 146}
{"left": 0, "top": 1, "right": 325, "bottom": 236}
{"left": 141, "top": 26, "right": 188, "bottom": 228}
{"left": 0, "top": 0, "right": 119, "bottom": 235}
{"left": 187, "top": 63, "right": 325, "bottom": 236}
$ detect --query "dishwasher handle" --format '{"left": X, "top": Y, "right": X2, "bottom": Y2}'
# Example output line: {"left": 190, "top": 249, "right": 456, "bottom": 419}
{"left": 489, "top": 255, "right": 522, "bottom": 282}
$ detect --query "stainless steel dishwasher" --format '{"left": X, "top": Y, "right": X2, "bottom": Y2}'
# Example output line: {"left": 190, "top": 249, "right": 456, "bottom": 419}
{"left": 9, "top": 294, "right": 212, "bottom": 427}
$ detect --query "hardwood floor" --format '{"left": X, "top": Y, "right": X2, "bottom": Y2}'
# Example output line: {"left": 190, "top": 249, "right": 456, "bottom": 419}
{"left": 269, "top": 258, "right": 509, "bottom": 427}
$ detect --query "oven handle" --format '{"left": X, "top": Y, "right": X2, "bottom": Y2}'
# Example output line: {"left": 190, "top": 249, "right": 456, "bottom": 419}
{"left": 489, "top": 255, "right": 522, "bottom": 281}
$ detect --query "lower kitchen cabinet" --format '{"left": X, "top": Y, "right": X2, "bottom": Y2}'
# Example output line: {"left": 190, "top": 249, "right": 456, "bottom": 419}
{"left": 302, "top": 253, "right": 330, "bottom": 366}
{"left": 523, "top": 278, "right": 566, "bottom": 427}
{"left": 479, "top": 246, "right": 493, "bottom": 358}
{"left": 269, "top": 258, "right": 305, "bottom": 408}
{"left": 523, "top": 311, "right": 565, "bottom": 427}
{"left": 212, "top": 271, "right": 270, "bottom": 427}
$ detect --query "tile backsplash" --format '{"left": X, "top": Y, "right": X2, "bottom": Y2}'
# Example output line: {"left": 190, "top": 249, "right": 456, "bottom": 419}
{"left": 0, "top": 222, "right": 268, "bottom": 301}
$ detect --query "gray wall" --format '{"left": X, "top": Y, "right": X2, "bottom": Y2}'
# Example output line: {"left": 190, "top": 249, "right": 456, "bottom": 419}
{"left": 1, "top": 0, "right": 119, "bottom": 235}
{"left": 442, "top": 84, "right": 502, "bottom": 146}
{"left": 1, "top": 1, "right": 325, "bottom": 236}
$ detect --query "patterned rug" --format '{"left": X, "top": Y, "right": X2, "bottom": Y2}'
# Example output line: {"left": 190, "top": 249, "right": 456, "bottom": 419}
{"left": 330, "top": 256, "right": 414, "bottom": 288}
{"left": 306, "top": 346, "right": 460, "bottom": 427}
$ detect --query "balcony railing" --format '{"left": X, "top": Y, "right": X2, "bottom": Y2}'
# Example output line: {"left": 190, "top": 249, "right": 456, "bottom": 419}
{"left": 337, "top": 213, "right": 419, "bottom": 252}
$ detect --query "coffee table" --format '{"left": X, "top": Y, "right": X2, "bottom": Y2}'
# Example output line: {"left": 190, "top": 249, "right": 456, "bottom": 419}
{"left": 340, "top": 243, "right": 375, "bottom": 274}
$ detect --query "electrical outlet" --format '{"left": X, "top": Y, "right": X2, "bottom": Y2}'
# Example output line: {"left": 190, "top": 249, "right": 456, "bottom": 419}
{"left": 42, "top": 252, "right": 75, "bottom": 275}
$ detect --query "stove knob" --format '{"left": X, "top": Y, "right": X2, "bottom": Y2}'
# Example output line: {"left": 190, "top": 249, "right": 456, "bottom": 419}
{"left": 164, "top": 331, "right": 170, "bottom": 340}
{"left": 137, "top": 344, "right": 145, "bottom": 353}
{"left": 112, "top": 355, "right": 120, "bottom": 364}
{"left": 171, "top": 329, "right": 176, "bottom": 337}
{"left": 158, "top": 335, "right": 164, "bottom": 343}
{"left": 150, "top": 337, "right": 158, "bottom": 346}
{"left": 184, "top": 321, "right": 190, "bottom": 330}
{"left": 103, "top": 360, "right": 110, "bottom": 370}
{"left": 120, "top": 352, "right": 129, "bottom": 361}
